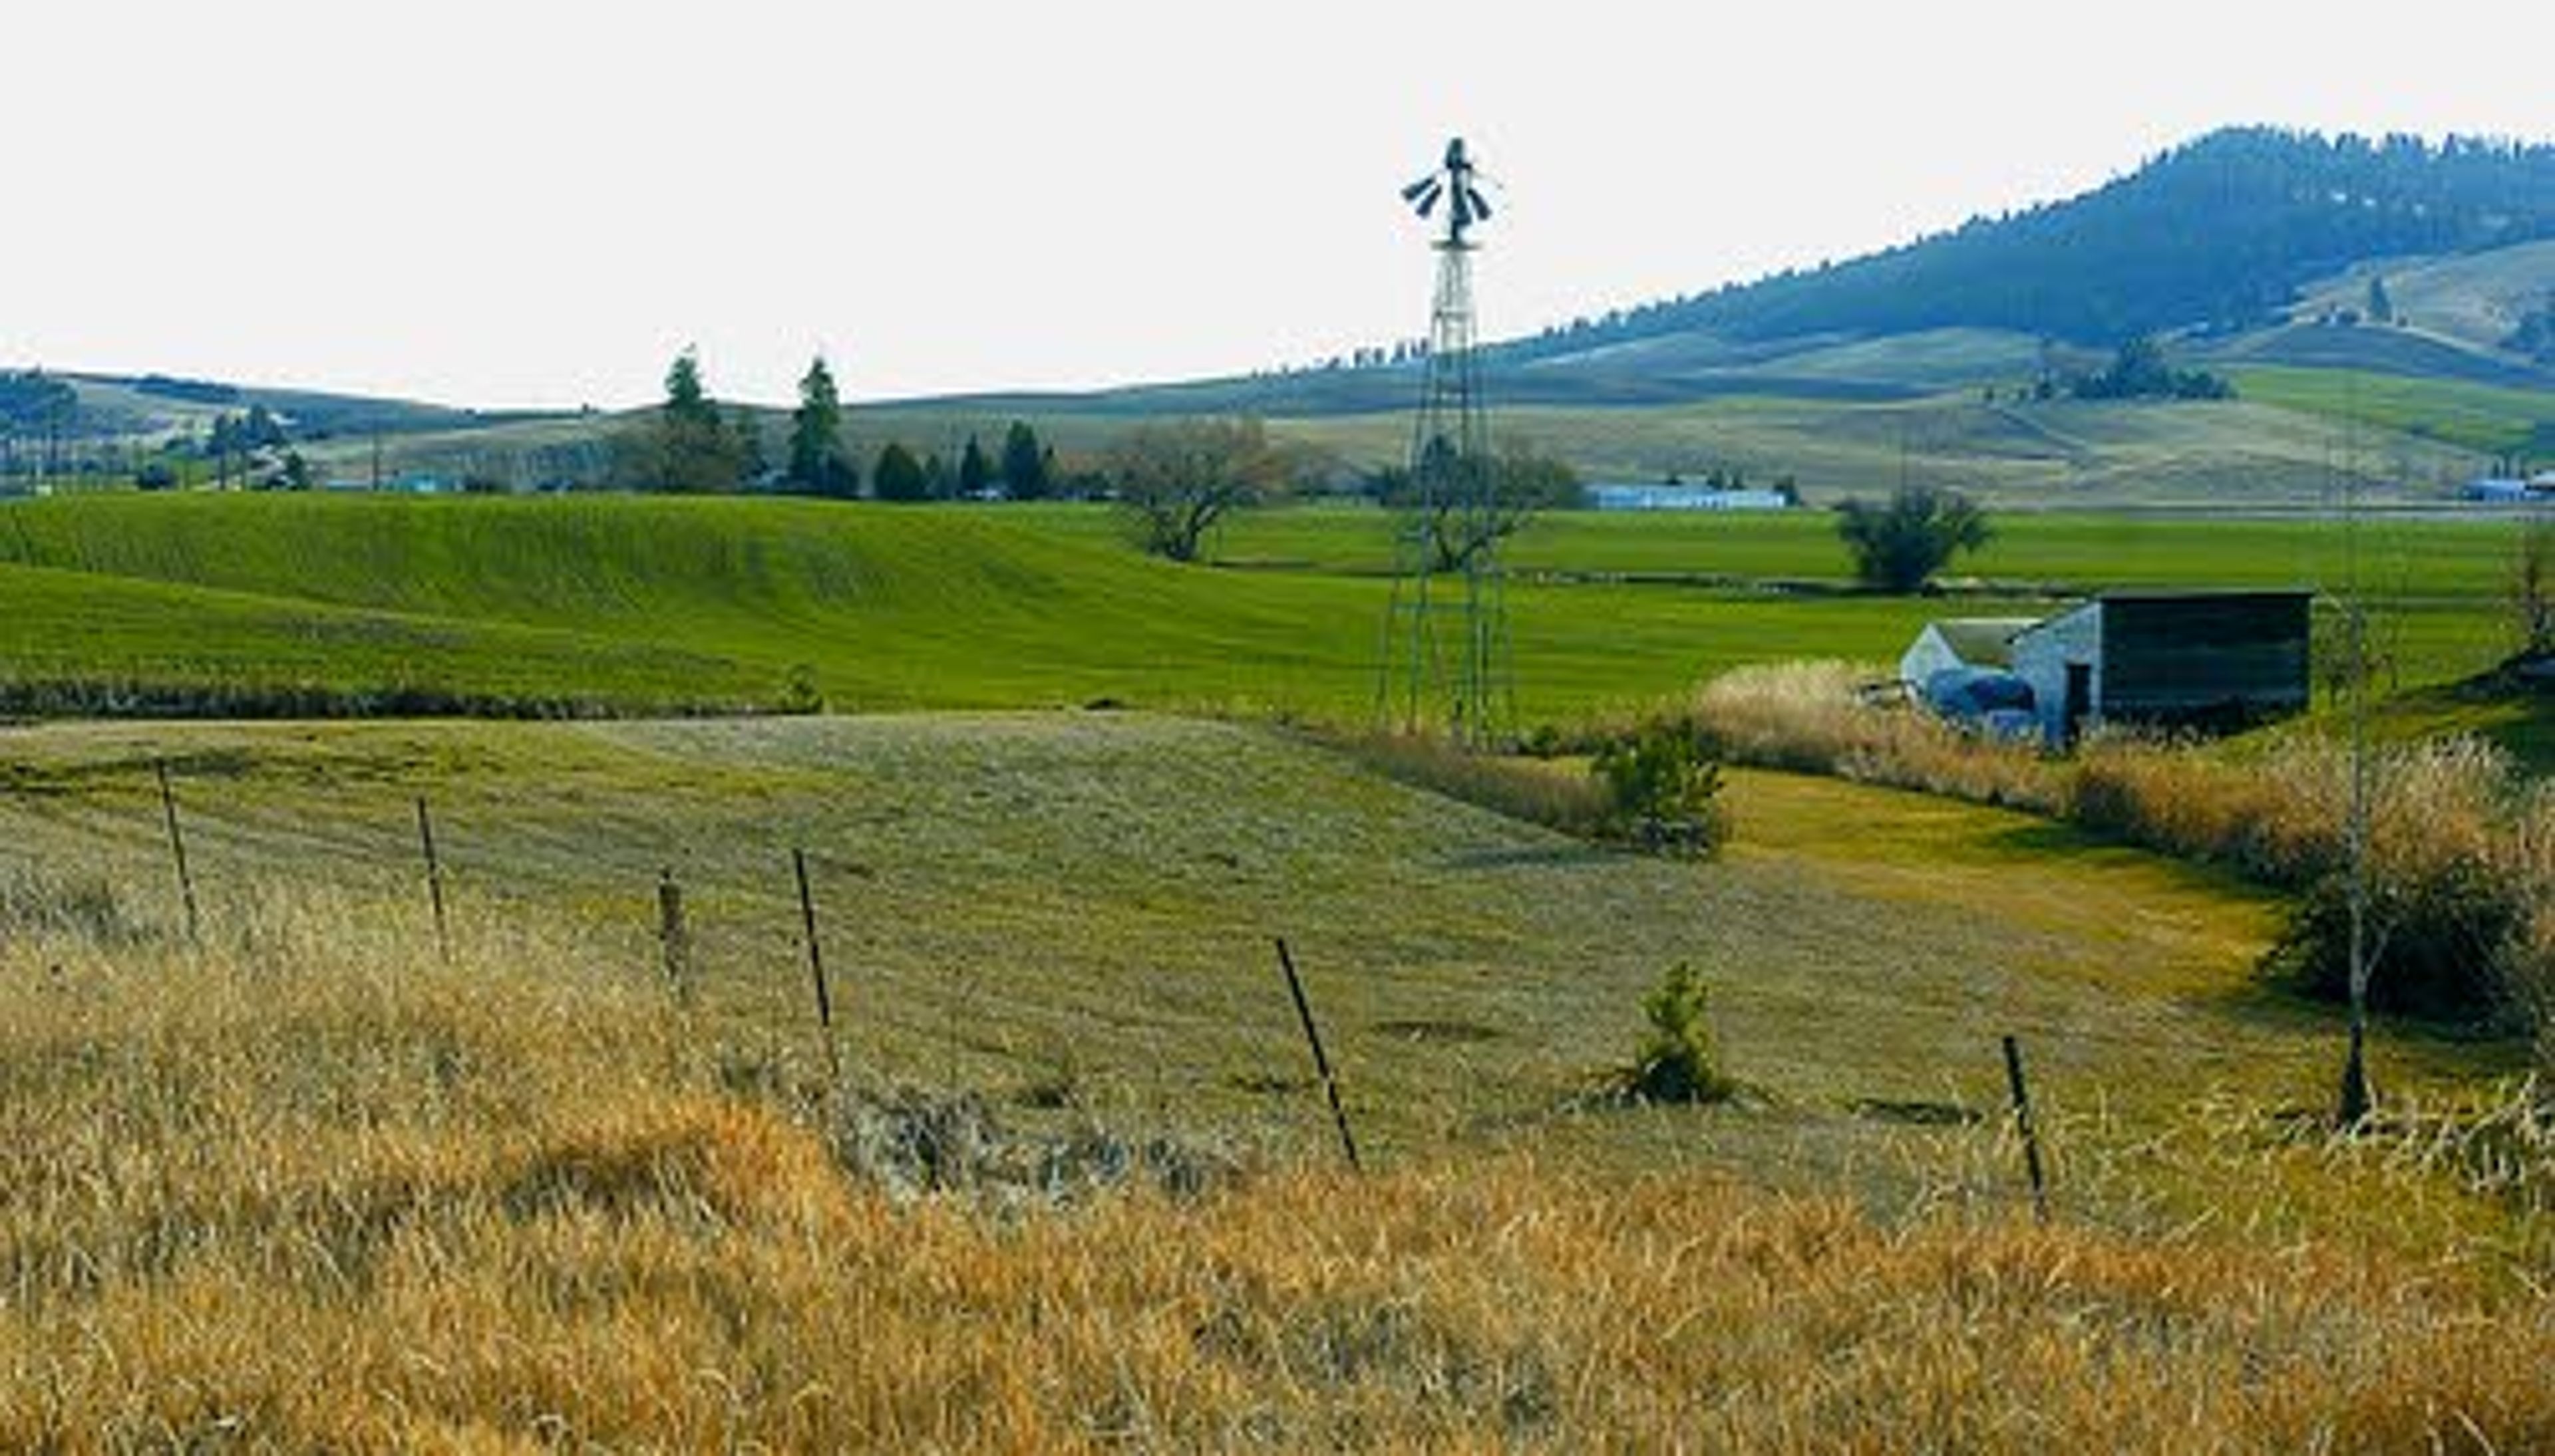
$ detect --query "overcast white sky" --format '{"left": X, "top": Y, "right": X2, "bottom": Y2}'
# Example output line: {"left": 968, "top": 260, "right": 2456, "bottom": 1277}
{"left": 3, "top": 1, "right": 2549, "bottom": 409}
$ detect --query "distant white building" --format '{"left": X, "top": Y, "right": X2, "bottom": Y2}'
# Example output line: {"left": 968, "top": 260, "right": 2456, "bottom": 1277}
{"left": 1587, "top": 484, "right": 1793, "bottom": 512}
{"left": 2465, "top": 477, "right": 2538, "bottom": 503}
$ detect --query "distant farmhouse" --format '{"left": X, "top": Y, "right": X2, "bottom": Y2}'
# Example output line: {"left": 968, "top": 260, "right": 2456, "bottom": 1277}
{"left": 1586, "top": 484, "right": 1793, "bottom": 512}
{"left": 1906, "top": 591, "right": 2313, "bottom": 746}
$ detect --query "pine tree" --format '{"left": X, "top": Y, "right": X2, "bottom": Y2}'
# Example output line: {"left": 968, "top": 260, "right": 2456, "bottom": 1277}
{"left": 731, "top": 407, "right": 768, "bottom": 482}
{"left": 788, "top": 355, "right": 854, "bottom": 496}
{"left": 957, "top": 434, "right": 993, "bottom": 498}
{"left": 609, "top": 347, "right": 749, "bottom": 493}
{"left": 872, "top": 441, "right": 930, "bottom": 502}
{"left": 999, "top": 420, "right": 1051, "bottom": 500}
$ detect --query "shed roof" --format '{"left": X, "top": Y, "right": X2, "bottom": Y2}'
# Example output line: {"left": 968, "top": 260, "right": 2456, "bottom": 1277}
{"left": 1923, "top": 617, "right": 2039, "bottom": 668}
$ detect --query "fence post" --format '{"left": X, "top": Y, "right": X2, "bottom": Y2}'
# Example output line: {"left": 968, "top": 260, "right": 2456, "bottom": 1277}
{"left": 415, "top": 796, "right": 450, "bottom": 964}
{"left": 657, "top": 867, "right": 692, "bottom": 1004}
{"left": 154, "top": 760, "right": 200, "bottom": 946}
{"left": 1275, "top": 937, "right": 1361, "bottom": 1173}
{"left": 2001, "top": 1033, "right": 2050, "bottom": 1224}
{"left": 794, "top": 848, "right": 840, "bottom": 1082}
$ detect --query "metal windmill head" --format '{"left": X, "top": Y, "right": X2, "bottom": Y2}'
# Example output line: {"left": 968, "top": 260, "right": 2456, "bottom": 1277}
{"left": 1400, "top": 136, "right": 1492, "bottom": 242}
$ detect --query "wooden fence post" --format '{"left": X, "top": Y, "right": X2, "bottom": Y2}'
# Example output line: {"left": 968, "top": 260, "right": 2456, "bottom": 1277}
{"left": 794, "top": 848, "right": 841, "bottom": 1082}
{"left": 154, "top": 760, "right": 200, "bottom": 946}
{"left": 1275, "top": 937, "right": 1361, "bottom": 1173}
{"left": 657, "top": 868, "right": 692, "bottom": 1004}
{"left": 2002, "top": 1033, "right": 2050, "bottom": 1224}
{"left": 415, "top": 796, "right": 450, "bottom": 964}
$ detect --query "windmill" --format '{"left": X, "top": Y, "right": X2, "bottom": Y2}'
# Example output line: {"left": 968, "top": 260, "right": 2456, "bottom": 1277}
{"left": 1376, "top": 137, "right": 1512, "bottom": 746}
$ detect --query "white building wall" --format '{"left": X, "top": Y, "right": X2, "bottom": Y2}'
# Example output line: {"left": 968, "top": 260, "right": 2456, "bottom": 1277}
{"left": 2009, "top": 603, "right": 2104, "bottom": 745}
{"left": 1898, "top": 625, "right": 1963, "bottom": 685}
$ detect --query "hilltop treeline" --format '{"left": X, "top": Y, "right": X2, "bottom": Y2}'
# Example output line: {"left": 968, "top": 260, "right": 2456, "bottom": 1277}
{"left": 1507, "top": 128, "right": 2555, "bottom": 360}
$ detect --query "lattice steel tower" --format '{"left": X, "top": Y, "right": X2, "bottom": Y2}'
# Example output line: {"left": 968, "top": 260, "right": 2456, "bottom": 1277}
{"left": 1377, "top": 136, "right": 1512, "bottom": 746}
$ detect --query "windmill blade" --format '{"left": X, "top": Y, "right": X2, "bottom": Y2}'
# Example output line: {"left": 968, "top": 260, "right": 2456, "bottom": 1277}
{"left": 1411, "top": 180, "right": 1444, "bottom": 218}
{"left": 1464, "top": 186, "right": 1492, "bottom": 223}
{"left": 1401, "top": 174, "right": 1440, "bottom": 204}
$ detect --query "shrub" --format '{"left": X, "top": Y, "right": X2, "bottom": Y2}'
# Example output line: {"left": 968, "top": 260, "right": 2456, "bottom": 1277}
{"left": 1626, "top": 962, "right": 1735, "bottom": 1104}
{"left": 1594, "top": 718, "right": 1728, "bottom": 855}
{"left": 1833, "top": 485, "right": 1991, "bottom": 593}
{"left": 2264, "top": 860, "right": 2526, "bottom": 1024}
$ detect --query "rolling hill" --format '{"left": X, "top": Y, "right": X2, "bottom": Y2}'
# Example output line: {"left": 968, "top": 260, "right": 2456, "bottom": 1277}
{"left": 9, "top": 128, "right": 2551, "bottom": 503}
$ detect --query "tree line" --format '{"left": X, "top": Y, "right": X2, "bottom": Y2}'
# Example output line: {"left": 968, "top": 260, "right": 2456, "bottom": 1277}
{"left": 608, "top": 349, "right": 1080, "bottom": 503}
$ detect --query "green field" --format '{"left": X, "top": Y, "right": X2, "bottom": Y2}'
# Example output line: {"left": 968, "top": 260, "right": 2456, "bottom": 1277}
{"left": 2226, "top": 365, "right": 2555, "bottom": 456}
{"left": 0, "top": 495, "right": 2532, "bottom": 734}
{"left": 0, "top": 494, "right": 2530, "bottom": 725}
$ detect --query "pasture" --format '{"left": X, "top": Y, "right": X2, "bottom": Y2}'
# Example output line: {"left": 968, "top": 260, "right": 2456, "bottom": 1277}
{"left": 1, "top": 712, "right": 2546, "bottom": 1446}
{"left": 0, "top": 494, "right": 2534, "bottom": 729}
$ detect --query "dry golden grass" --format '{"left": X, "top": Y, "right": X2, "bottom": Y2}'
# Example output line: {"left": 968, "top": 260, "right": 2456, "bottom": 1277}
{"left": 1322, "top": 727, "right": 1612, "bottom": 839}
{"left": 1691, "top": 660, "right": 2061, "bottom": 811}
{"left": 2, "top": 878, "right": 2549, "bottom": 1451}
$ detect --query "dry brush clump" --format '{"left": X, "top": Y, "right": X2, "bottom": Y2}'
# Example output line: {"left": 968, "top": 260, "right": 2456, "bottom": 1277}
{"left": 1327, "top": 728, "right": 1615, "bottom": 839}
{"left": 1692, "top": 660, "right": 2061, "bottom": 811}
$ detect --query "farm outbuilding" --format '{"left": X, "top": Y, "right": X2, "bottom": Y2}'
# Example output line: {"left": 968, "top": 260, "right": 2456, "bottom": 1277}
{"left": 1586, "top": 484, "right": 1793, "bottom": 512}
{"left": 1898, "top": 617, "right": 2038, "bottom": 685}
{"left": 2008, "top": 591, "right": 2312, "bottom": 745}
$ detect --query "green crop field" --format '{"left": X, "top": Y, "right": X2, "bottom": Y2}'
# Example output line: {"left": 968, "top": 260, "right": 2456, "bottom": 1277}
{"left": 0, "top": 494, "right": 2534, "bottom": 729}
{"left": 2227, "top": 365, "right": 2555, "bottom": 456}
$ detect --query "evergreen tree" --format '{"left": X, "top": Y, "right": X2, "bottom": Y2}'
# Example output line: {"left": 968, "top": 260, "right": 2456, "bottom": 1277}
{"left": 999, "top": 420, "right": 1051, "bottom": 500}
{"left": 663, "top": 349, "right": 714, "bottom": 429}
{"left": 872, "top": 441, "right": 930, "bottom": 502}
{"left": 786, "top": 355, "right": 855, "bottom": 496}
{"left": 957, "top": 434, "right": 993, "bottom": 498}
{"left": 731, "top": 407, "right": 768, "bottom": 482}
{"left": 609, "top": 347, "right": 749, "bottom": 493}
{"left": 2365, "top": 273, "right": 2395, "bottom": 325}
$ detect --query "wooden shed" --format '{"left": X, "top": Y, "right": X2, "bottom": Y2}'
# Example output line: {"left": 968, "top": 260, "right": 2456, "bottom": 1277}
{"left": 2009, "top": 591, "right": 2312, "bottom": 744}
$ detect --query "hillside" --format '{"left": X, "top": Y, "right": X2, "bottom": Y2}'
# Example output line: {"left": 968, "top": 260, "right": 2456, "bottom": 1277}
{"left": 11, "top": 128, "right": 2550, "bottom": 502}
{"left": 1519, "top": 128, "right": 2555, "bottom": 364}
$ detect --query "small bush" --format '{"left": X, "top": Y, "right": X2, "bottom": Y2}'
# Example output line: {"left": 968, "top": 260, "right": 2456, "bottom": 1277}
{"left": 1594, "top": 718, "right": 1728, "bottom": 855}
{"left": 779, "top": 662, "right": 826, "bottom": 714}
{"left": 1625, "top": 962, "right": 1735, "bottom": 1104}
{"left": 2264, "top": 861, "right": 2526, "bottom": 1025}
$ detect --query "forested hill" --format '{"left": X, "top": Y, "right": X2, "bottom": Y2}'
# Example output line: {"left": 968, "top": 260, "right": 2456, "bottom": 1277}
{"left": 1515, "top": 128, "right": 2555, "bottom": 359}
